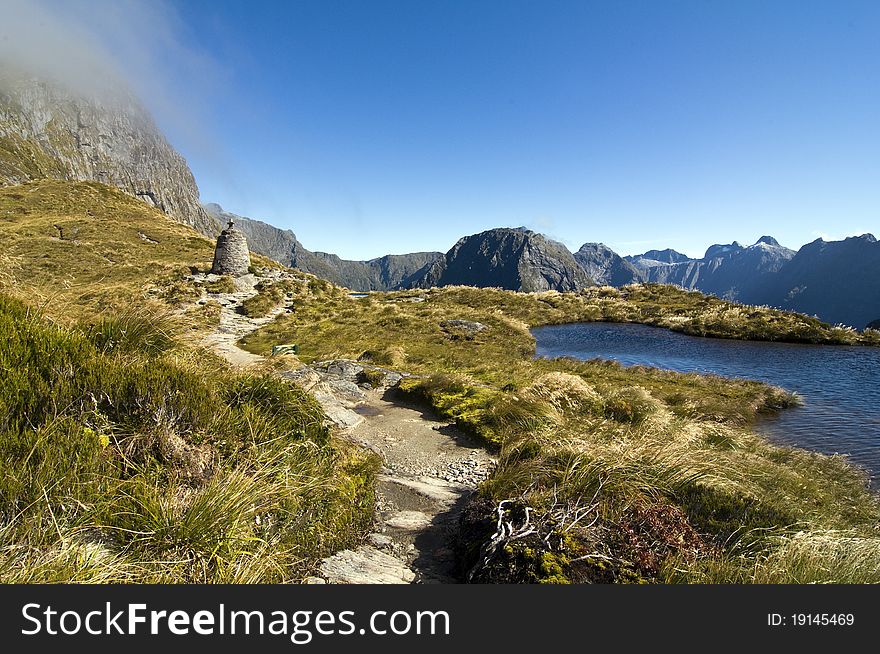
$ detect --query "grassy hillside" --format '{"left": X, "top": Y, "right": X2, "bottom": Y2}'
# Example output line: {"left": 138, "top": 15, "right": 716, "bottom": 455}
{"left": 0, "top": 180, "right": 280, "bottom": 322}
{"left": 0, "top": 181, "right": 376, "bottom": 582}
{"left": 241, "top": 284, "right": 880, "bottom": 583}
{"left": 0, "top": 180, "right": 211, "bottom": 316}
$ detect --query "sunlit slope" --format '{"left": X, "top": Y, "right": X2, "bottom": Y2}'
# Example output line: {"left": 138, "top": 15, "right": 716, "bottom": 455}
{"left": 0, "top": 180, "right": 217, "bottom": 317}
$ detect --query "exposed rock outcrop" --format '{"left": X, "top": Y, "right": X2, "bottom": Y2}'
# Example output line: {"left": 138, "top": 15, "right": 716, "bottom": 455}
{"left": 0, "top": 73, "right": 217, "bottom": 235}
{"left": 751, "top": 233, "right": 880, "bottom": 329}
{"left": 624, "top": 237, "right": 795, "bottom": 303}
{"left": 597, "top": 235, "right": 879, "bottom": 328}
{"left": 574, "top": 242, "right": 644, "bottom": 286}
{"left": 626, "top": 248, "right": 693, "bottom": 267}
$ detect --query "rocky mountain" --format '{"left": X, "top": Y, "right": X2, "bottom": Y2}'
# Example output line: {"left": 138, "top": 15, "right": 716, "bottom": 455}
{"left": 0, "top": 73, "right": 217, "bottom": 235}
{"left": 588, "top": 235, "right": 879, "bottom": 328}
{"left": 307, "top": 250, "right": 443, "bottom": 291}
{"left": 411, "top": 227, "right": 593, "bottom": 292}
{"left": 203, "top": 203, "right": 442, "bottom": 291}
{"left": 751, "top": 234, "right": 880, "bottom": 329}
{"left": 626, "top": 248, "right": 693, "bottom": 268}
{"left": 573, "top": 243, "right": 644, "bottom": 286}
{"left": 204, "top": 202, "right": 299, "bottom": 260}
{"left": 627, "top": 236, "right": 796, "bottom": 303}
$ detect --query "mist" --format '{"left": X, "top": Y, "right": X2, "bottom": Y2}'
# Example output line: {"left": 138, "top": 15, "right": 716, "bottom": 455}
{"left": 0, "top": 0, "right": 227, "bottom": 178}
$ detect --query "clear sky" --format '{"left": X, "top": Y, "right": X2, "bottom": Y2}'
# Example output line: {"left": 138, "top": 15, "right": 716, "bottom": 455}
{"left": 10, "top": 0, "right": 880, "bottom": 259}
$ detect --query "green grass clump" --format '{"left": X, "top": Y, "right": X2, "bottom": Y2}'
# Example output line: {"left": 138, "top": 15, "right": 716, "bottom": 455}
{"left": 204, "top": 276, "right": 236, "bottom": 294}
{"left": 80, "top": 305, "right": 178, "bottom": 356}
{"left": 239, "top": 280, "right": 293, "bottom": 318}
{"left": 0, "top": 293, "right": 378, "bottom": 583}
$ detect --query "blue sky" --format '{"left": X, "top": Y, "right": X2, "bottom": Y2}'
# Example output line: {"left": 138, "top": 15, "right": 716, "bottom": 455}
{"left": 19, "top": 0, "right": 880, "bottom": 259}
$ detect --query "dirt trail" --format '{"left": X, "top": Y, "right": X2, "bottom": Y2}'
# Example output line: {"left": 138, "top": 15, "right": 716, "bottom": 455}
{"left": 336, "top": 390, "right": 493, "bottom": 583}
{"left": 192, "top": 271, "right": 493, "bottom": 583}
{"left": 192, "top": 273, "right": 286, "bottom": 367}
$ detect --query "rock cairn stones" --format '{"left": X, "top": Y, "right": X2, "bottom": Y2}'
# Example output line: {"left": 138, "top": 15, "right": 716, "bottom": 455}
{"left": 211, "top": 220, "right": 250, "bottom": 276}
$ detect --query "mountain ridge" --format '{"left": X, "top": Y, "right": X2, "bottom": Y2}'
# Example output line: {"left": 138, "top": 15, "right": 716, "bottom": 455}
{"left": 2, "top": 74, "right": 876, "bottom": 328}
{"left": 0, "top": 73, "right": 217, "bottom": 235}
{"left": 410, "top": 227, "right": 594, "bottom": 292}
{"left": 203, "top": 202, "right": 442, "bottom": 291}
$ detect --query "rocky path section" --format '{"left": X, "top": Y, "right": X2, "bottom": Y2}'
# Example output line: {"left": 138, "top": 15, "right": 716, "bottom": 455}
{"left": 317, "top": 388, "right": 493, "bottom": 584}
{"left": 190, "top": 271, "right": 494, "bottom": 583}
{"left": 190, "top": 272, "right": 287, "bottom": 366}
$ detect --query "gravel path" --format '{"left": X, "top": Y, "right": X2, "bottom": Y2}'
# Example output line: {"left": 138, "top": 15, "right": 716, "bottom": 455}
{"left": 338, "top": 390, "right": 494, "bottom": 583}
{"left": 191, "top": 272, "right": 287, "bottom": 367}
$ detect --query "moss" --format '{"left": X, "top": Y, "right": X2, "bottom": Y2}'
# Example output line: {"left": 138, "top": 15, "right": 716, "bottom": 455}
{"left": 358, "top": 368, "right": 386, "bottom": 387}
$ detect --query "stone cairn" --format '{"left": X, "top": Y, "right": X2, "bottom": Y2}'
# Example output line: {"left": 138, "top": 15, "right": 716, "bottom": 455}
{"left": 210, "top": 219, "right": 250, "bottom": 276}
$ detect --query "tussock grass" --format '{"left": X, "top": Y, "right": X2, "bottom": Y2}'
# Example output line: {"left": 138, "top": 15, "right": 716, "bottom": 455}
{"left": 239, "top": 280, "right": 293, "bottom": 318}
{"left": 80, "top": 305, "right": 178, "bottom": 356}
{"left": 668, "top": 530, "right": 880, "bottom": 584}
{"left": 0, "top": 293, "right": 378, "bottom": 583}
{"left": 204, "top": 276, "right": 236, "bottom": 294}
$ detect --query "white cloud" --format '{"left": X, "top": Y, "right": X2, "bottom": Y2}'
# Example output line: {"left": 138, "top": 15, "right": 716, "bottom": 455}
{"left": 0, "top": 0, "right": 226, "bottom": 161}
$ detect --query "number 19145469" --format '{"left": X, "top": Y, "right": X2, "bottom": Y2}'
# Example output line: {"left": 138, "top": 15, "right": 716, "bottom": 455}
{"left": 768, "top": 613, "right": 854, "bottom": 627}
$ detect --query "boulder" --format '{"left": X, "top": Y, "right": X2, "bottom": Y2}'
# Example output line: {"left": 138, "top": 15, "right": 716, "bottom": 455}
{"left": 319, "top": 546, "right": 415, "bottom": 584}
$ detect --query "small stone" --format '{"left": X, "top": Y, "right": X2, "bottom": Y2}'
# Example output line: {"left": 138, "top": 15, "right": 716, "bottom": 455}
{"left": 320, "top": 546, "right": 415, "bottom": 584}
{"left": 368, "top": 533, "right": 394, "bottom": 549}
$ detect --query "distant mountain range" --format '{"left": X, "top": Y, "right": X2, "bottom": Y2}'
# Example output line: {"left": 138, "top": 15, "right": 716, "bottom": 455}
{"left": 214, "top": 204, "right": 876, "bottom": 328}
{"left": 2, "top": 72, "right": 876, "bottom": 330}
{"left": 203, "top": 203, "right": 442, "bottom": 291}
{"left": 619, "top": 235, "right": 880, "bottom": 329}
{"left": 625, "top": 236, "right": 797, "bottom": 304}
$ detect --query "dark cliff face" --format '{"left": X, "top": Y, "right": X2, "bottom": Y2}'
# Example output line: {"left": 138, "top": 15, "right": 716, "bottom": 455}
{"left": 573, "top": 243, "right": 644, "bottom": 286}
{"left": 752, "top": 234, "right": 880, "bottom": 329}
{"left": 306, "top": 250, "right": 443, "bottom": 291}
{"left": 0, "top": 74, "right": 217, "bottom": 235}
{"left": 412, "top": 227, "right": 593, "bottom": 292}
{"left": 203, "top": 203, "right": 442, "bottom": 291}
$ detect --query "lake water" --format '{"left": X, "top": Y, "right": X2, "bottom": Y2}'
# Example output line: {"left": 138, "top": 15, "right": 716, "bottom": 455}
{"left": 532, "top": 322, "right": 880, "bottom": 483}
